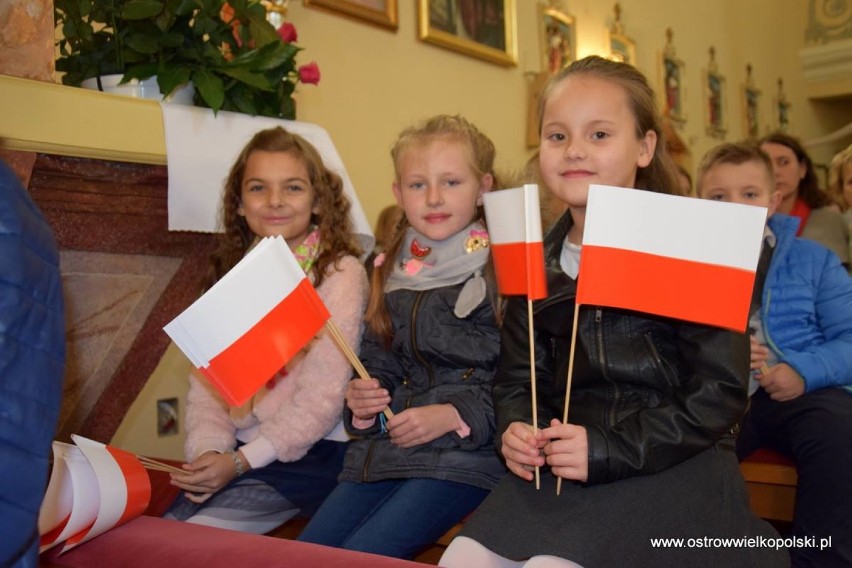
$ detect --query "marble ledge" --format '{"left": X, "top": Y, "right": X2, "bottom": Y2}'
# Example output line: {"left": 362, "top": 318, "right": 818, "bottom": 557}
{"left": 0, "top": 74, "right": 167, "bottom": 165}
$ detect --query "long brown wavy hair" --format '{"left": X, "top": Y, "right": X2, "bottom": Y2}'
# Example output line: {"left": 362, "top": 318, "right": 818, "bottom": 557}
{"left": 206, "top": 127, "right": 362, "bottom": 290}
{"left": 537, "top": 55, "right": 682, "bottom": 196}
{"left": 366, "top": 114, "right": 501, "bottom": 344}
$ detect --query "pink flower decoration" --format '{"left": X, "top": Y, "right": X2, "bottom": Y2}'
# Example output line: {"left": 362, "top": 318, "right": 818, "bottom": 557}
{"left": 277, "top": 22, "right": 298, "bottom": 44}
{"left": 298, "top": 62, "right": 321, "bottom": 85}
{"left": 373, "top": 252, "right": 386, "bottom": 268}
{"left": 404, "top": 258, "right": 424, "bottom": 276}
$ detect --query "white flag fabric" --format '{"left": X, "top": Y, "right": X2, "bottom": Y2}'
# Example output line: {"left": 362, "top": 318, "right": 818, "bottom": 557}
{"left": 578, "top": 185, "right": 767, "bottom": 332}
{"left": 164, "top": 236, "right": 330, "bottom": 406}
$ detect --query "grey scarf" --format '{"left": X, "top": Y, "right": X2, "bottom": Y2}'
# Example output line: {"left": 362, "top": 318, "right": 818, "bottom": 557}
{"left": 386, "top": 222, "right": 489, "bottom": 318}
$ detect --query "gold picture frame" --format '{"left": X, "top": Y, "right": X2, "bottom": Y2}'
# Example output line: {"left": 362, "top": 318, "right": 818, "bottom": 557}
{"left": 417, "top": 0, "right": 518, "bottom": 67}
{"left": 303, "top": 0, "right": 398, "bottom": 31}
{"left": 609, "top": 32, "right": 635, "bottom": 65}
{"left": 539, "top": 5, "right": 575, "bottom": 74}
{"left": 608, "top": 3, "right": 635, "bottom": 65}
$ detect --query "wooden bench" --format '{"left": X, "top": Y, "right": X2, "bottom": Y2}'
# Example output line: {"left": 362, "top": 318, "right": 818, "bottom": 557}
{"left": 739, "top": 448, "right": 798, "bottom": 523}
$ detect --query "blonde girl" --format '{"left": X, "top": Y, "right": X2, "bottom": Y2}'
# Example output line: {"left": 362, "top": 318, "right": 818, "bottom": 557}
{"left": 166, "top": 127, "right": 369, "bottom": 534}
{"left": 298, "top": 115, "right": 506, "bottom": 559}
{"left": 443, "top": 56, "right": 787, "bottom": 568}
{"left": 828, "top": 143, "right": 852, "bottom": 265}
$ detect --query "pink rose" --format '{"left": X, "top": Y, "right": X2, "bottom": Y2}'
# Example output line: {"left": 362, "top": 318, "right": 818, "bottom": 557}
{"left": 277, "top": 22, "right": 298, "bottom": 44}
{"left": 298, "top": 62, "right": 321, "bottom": 85}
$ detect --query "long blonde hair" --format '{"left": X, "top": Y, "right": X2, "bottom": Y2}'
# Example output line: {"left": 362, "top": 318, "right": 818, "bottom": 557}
{"left": 207, "top": 127, "right": 361, "bottom": 290}
{"left": 828, "top": 143, "right": 852, "bottom": 211}
{"left": 367, "top": 115, "right": 499, "bottom": 344}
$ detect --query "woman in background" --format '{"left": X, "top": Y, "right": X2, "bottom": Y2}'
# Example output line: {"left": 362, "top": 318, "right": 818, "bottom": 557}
{"left": 760, "top": 132, "right": 849, "bottom": 266}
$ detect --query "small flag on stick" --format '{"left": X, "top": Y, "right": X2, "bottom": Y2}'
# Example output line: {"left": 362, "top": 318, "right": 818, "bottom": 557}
{"left": 483, "top": 184, "right": 548, "bottom": 300}
{"left": 484, "top": 184, "right": 548, "bottom": 490}
{"left": 38, "top": 435, "right": 151, "bottom": 553}
{"left": 164, "top": 237, "right": 330, "bottom": 406}
{"left": 578, "top": 185, "right": 767, "bottom": 333}
{"left": 556, "top": 185, "right": 766, "bottom": 495}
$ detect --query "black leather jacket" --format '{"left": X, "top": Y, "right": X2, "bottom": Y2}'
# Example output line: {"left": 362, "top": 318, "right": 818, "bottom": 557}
{"left": 494, "top": 211, "right": 750, "bottom": 485}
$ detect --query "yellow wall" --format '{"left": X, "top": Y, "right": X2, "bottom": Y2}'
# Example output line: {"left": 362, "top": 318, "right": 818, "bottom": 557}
{"left": 5, "top": 0, "right": 852, "bottom": 459}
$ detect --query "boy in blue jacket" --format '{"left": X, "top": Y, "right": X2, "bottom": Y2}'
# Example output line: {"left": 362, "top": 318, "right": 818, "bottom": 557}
{"left": 697, "top": 142, "right": 852, "bottom": 568}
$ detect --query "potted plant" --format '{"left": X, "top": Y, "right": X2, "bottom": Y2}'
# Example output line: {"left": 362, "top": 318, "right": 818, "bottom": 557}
{"left": 54, "top": 0, "right": 320, "bottom": 119}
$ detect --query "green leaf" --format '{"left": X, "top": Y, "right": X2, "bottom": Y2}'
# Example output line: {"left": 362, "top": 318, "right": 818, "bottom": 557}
{"left": 246, "top": 14, "right": 277, "bottom": 48}
{"left": 125, "top": 33, "right": 159, "bottom": 54}
{"left": 122, "top": 0, "right": 164, "bottom": 20}
{"left": 229, "top": 86, "right": 257, "bottom": 115}
{"left": 122, "top": 63, "right": 159, "bottom": 82}
{"left": 157, "top": 64, "right": 193, "bottom": 95}
{"left": 78, "top": 0, "right": 91, "bottom": 17}
{"left": 62, "top": 20, "right": 78, "bottom": 40}
{"left": 279, "top": 96, "right": 295, "bottom": 120}
{"left": 170, "top": 0, "right": 196, "bottom": 16}
{"left": 160, "top": 31, "right": 185, "bottom": 48}
{"left": 245, "top": 42, "right": 299, "bottom": 72}
{"left": 193, "top": 68, "right": 225, "bottom": 112}
{"left": 218, "top": 66, "right": 274, "bottom": 90}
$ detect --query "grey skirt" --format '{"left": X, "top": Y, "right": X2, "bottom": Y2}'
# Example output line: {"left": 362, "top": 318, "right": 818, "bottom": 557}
{"left": 459, "top": 442, "right": 789, "bottom": 568}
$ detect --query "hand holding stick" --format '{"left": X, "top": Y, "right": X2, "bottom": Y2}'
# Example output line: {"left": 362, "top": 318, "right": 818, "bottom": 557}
{"left": 325, "top": 320, "right": 394, "bottom": 419}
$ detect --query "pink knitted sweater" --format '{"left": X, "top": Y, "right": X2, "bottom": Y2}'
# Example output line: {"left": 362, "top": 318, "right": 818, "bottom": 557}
{"left": 183, "top": 254, "right": 368, "bottom": 468}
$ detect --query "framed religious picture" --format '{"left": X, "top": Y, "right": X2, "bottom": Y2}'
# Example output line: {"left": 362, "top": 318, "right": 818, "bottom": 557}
{"left": 742, "top": 63, "right": 761, "bottom": 139}
{"left": 303, "top": 0, "right": 398, "bottom": 30}
{"left": 417, "top": 0, "right": 518, "bottom": 67}
{"left": 608, "top": 3, "right": 635, "bottom": 65}
{"left": 661, "top": 28, "right": 686, "bottom": 126}
{"left": 704, "top": 46, "right": 727, "bottom": 138}
{"left": 539, "top": 4, "right": 575, "bottom": 75}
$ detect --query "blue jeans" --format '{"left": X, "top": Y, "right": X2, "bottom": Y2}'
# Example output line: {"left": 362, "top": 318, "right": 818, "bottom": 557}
{"left": 298, "top": 478, "right": 488, "bottom": 559}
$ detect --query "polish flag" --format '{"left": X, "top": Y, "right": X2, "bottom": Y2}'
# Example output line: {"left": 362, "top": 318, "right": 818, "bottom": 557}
{"left": 578, "top": 185, "right": 767, "bottom": 332}
{"left": 483, "top": 184, "right": 548, "bottom": 299}
{"left": 38, "top": 436, "right": 151, "bottom": 553}
{"left": 164, "top": 237, "right": 330, "bottom": 406}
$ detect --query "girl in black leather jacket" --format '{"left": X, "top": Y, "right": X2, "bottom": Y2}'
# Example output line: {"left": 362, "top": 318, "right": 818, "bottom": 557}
{"left": 444, "top": 56, "right": 787, "bottom": 568}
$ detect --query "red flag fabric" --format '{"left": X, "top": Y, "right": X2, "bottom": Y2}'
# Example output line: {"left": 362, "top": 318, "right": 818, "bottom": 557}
{"left": 577, "top": 185, "right": 767, "bottom": 332}
{"left": 165, "top": 237, "right": 330, "bottom": 406}
{"left": 483, "top": 185, "right": 548, "bottom": 300}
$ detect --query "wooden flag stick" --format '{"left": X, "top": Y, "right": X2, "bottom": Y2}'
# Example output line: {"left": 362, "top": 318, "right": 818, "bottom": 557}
{"left": 556, "top": 303, "right": 581, "bottom": 496}
{"left": 136, "top": 455, "right": 185, "bottom": 475}
{"left": 325, "top": 320, "right": 394, "bottom": 420}
{"left": 527, "top": 299, "right": 541, "bottom": 490}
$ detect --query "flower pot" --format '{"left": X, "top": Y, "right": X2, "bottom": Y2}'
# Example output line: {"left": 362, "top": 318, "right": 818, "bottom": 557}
{"left": 81, "top": 74, "right": 195, "bottom": 105}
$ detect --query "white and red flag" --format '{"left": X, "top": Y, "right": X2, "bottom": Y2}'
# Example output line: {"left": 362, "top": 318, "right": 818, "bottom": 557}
{"left": 483, "top": 184, "right": 548, "bottom": 300}
{"left": 38, "top": 435, "right": 150, "bottom": 553}
{"left": 578, "top": 185, "right": 767, "bottom": 332}
{"left": 165, "top": 236, "right": 330, "bottom": 406}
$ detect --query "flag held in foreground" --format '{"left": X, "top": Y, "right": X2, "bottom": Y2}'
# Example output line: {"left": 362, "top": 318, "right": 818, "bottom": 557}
{"left": 164, "top": 237, "right": 330, "bottom": 406}
{"left": 577, "top": 185, "right": 767, "bottom": 332}
{"left": 38, "top": 436, "right": 151, "bottom": 553}
{"left": 483, "top": 184, "right": 548, "bottom": 300}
